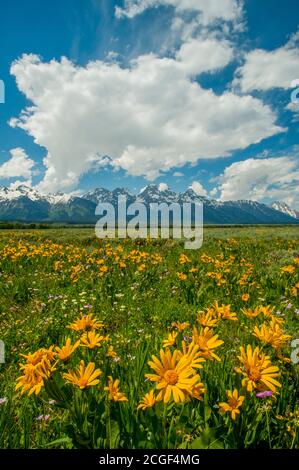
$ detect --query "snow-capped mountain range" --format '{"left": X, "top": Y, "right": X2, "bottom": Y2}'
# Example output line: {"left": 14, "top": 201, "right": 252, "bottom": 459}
{"left": 0, "top": 184, "right": 298, "bottom": 224}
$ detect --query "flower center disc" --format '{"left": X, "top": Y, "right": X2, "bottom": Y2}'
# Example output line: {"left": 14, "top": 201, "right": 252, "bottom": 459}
{"left": 249, "top": 366, "right": 261, "bottom": 382}
{"left": 230, "top": 398, "right": 238, "bottom": 408}
{"left": 79, "top": 379, "right": 88, "bottom": 388}
{"left": 164, "top": 369, "right": 179, "bottom": 385}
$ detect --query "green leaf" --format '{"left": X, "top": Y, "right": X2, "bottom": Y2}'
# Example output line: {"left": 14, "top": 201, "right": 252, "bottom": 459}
{"left": 45, "top": 437, "right": 72, "bottom": 448}
{"left": 109, "top": 420, "right": 120, "bottom": 448}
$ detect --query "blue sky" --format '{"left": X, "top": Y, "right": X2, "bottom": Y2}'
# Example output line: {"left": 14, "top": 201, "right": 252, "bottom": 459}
{"left": 0, "top": 0, "right": 299, "bottom": 207}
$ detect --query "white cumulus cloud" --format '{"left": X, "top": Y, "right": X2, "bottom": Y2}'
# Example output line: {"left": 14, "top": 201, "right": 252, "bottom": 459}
{"left": 0, "top": 147, "right": 35, "bottom": 180}
{"left": 234, "top": 38, "right": 299, "bottom": 92}
{"left": 176, "top": 38, "right": 234, "bottom": 75}
{"left": 116, "top": 0, "right": 243, "bottom": 25}
{"left": 215, "top": 157, "right": 299, "bottom": 209}
{"left": 189, "top": 181, "right": 208, "bottom": 196}
{"left": 10, "top": 52, "right": 283, "bottom": 192}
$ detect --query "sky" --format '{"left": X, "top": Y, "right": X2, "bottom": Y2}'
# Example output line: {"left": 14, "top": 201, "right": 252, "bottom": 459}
{"left": 0, "top": 0, "right": 299, "bottom": 208}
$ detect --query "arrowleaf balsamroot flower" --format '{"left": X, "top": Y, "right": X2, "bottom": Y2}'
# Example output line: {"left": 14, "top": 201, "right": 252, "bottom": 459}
{"left": 67, "top": 314, "right": 105, "bottom": 331}
{"left": 281, "top": 265, "right": 295, "bottom": 274}
{"left": 145, "top": 348, "right": 201, "bottom": 404}
{"left": 219, "top": 389, "right": 245, "bottom": 420}
{"left": 63, "top": 361, "right": 102, "bottom": 389}
{"left": 253, "top": 321, "right": 291, "bottom": 350}
{"left": 242, "top": 293, "right": 250, "bottom": 302}
{"left": 55, "top": 338, "right": 80, "bottom": 361}
{"left": 172, "top": 321, "right": 190, "bottom": 332}
{"left": 137, "top": 389, "right": 156, "bottom": 410}
{"left": 16, "top": 361, "right": 56, "bottom": 396}
{"left": 236, "top": 345, "right": 281, "bottom": 393}
{"left": 212, "top": 302, "right": 238, "bottom": 321}
{"left": 242, "top": 305, "right": 274, "bottom": 319}
{"left": 16, "top": 366, "right": 45, "bottom": 396}
{"left": 80, "top": 331, "right": 109, "bottom": 349}
{"left": 259, "top": 306, "right": 275, "bottom": 318}
{"left": 163, "top": 332, "right": 178, "bottom": 348}
{"left": 179, "top": 253, "right": 191, "bottom": 265}
{"left": 107, "top": 345, "right": 118, "bottom": 359}
{"left": 16, "top": 347, "right": 56, "bottom": 396}
{"left": 242, "top": 306, "right": 262, "bottom": 319}
{"left": 21, "top": 347, "right": 55, "bottom": 364}
{"left": 178, "top": 341, "right": 205, "bottom": 370}
{"left": 197, "top": 311, "right": 219, "bottom": 328}
{"left": 104, "top": 376, "right": 128, "bottom": 402}
{"left": 192, "top": 327, "right": 224, "bottom": 361}
{"left": 189, "top": 381, "right": 206, "bottom": 401}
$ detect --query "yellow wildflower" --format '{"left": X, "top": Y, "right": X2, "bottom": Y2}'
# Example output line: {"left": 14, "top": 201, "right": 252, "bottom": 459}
{"left": 16, "top": 347, "right": 56, "bottom": 396}
{"left": 104, "top": 376, "right": 128, "bottom": 402}
{"left": 197, "top": 310, "right": 218, "bottom": 328}
{"left": 179, "top": 254, "right": 191, "bottom": 265}
{"left": 219, "top": 389, "right": 245, "bottom": 420}
{"left": 242, "top": 293, "right": 250, "bottom": 302}
{"left": 67, "top": 314, "right": 105, "bottom": 331}
{"left": 63, "top": 361, "right": 102, "bottom": 389}
{"left": 212, "top": 301, "right": 238, "bottom": 321}
{"left": 163, "top": 332, "right": 178, "bottom": 348}
{"left": 189, "top": 381, "right": 206, "bottom": 401}
{"left": 192, "top": 327, "right": 224, "bottom": 361}
{"left": 281, "top": 265, "right": 295, "bottom": 274}
{"left": 253, "top": 321, "right": 291, "bottom": 350}
{"left": 16, "top": 365, "right": 45, "bottom": 396}
{"left": 107, "top": 345, "right": 118, "bottom": 359}
{"left": 80, "top": 331, "right": 109, "bottom": 349}
{"left": 236, "top": 345, "right": 281, "bottom": 393}
{"left": 55, "top": 338, "right": 80, "bottom": 361}
{"left": 137, "top": 389, "right": 156, "bottom": 410}
{"left": 172, "top": 321, "right": 190, "bottom": 332}
{"left": 145, "top": 348, "right": 200, "bottom": 403}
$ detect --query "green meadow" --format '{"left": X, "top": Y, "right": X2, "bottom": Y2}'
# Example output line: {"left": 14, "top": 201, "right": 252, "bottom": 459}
{"left": 0, "top": 226, "right": 298, "bottom": 449}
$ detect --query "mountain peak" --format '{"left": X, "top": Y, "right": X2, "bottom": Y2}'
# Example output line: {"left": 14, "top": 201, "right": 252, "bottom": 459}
{"left": 181, "top": 188, "right": 209, "bottom": 202}
{"left": 270, "top": 201, "right": 299, "bottom": 219}
{"left": 138, "top": 184, "right": 178, "bottom": 203}
{"left": 112, "top": 187, "right": 134, "bottom": 196}
{"left": 139, "top": 184, "right": 159, "bottom": 193}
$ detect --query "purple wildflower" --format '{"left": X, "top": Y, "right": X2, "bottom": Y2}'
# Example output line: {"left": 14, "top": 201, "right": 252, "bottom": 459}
{"left": 36, "top": 414, "right": 50, "bottom": 422}
{"left": 183, "top": 335, "right": 192, "bottom": 343}
{"left": 256, "top": 391, "right": 273, "bottom": 398}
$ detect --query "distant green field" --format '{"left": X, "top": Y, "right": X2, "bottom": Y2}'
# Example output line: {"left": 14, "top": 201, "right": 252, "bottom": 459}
{"left": 0, "top": 227, "right": 298, "bottom": 449}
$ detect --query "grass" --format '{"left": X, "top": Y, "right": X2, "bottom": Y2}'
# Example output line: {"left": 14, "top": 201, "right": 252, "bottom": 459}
{"left": 0, "top": 226, "right": 298, "bottom": 449}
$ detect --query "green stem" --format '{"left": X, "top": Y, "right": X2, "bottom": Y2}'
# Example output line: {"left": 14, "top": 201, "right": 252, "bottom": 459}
{"left": 163, "top": 403, "right": 168, "bottom": 447}
{"left": 266, "top": 410, "right": 272, "bottom": 449}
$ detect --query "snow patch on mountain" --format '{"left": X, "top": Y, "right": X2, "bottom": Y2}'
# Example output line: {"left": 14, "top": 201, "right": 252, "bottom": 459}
{"left": 0, "top": 185, "right": 42, "bottom": 201}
